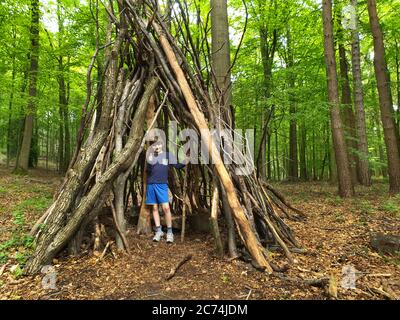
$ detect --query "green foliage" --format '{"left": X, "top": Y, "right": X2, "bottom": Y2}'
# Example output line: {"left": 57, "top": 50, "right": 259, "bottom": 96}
{"left": 0, "top": 193, "right": 50, "bottom": 264}
{"left": 380, "top": 195, "right": 400, "bottom": 216}
{"left": 0, "top": 0, "right": 399, "bottom": 184}
{"left": 357, "top": 200, "right": 374, "bottom": 215}
{"left": 14, "top": 251, "right": 29, "bottom": 265}
{"left": 0, "top": 0, "right": 97, "bottom": 168}
{"left": 10, "top": 264, "right": 23, "bottom": 279}
{"left": 221, "top": 273, "right": 230, "bottom": 284}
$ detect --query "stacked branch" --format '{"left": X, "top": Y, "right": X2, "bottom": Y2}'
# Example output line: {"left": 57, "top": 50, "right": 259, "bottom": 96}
{"left": 24, "top": 0, "right": 304, "bottom": 275}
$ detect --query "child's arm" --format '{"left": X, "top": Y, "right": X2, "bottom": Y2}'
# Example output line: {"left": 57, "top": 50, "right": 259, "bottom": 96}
{"left": 168, "top": 152, "right": 186, "bottom": 169}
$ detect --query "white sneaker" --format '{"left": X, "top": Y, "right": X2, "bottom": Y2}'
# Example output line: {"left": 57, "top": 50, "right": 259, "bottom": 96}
{"left": 166, "top": 232, "right": 174, "bottom": 243}
{"left": 153, "top": 230, "right": 164, "bottom": 242}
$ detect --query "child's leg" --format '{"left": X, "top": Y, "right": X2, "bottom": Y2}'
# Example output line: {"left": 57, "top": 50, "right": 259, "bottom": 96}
{"left": 161, "top": 203, "right": 172, "bottom": 229}
{"left": 152, "top": 204, "right": 161, "bottom": 229}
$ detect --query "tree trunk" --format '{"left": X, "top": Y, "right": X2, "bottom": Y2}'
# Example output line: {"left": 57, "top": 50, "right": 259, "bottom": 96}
{"left": 338, "top": 43, "right": 359, "bottom": 185}
{"left": 258, "top": 26, "right": 277, "bottom": 181}
{"left": 15, "top": 0, "right": 40, "bottom": 173}
{"left": 322, "top": 0, "right": 354, "bottom": 197}
{"left": 312, "top": 128, "right": 317, "bottom": 181}
{"left": 351, "top": 0, "right": 371, "bottom": 186}
{"left": 286, "top": 29, "right": 298, "bottom": 181}
{"left": 299, "top": 121, "right": 307, "bottom": 181}
{"left": 395, "top": 38, "right": 400, "bottom": 139}
{"left": 210, "top": 0, "right": 239, "bottom": 257}
{"left": 7, "top": 33, "right": 16, "bottom": 168}
{"left": 367, "top": 0, "right": 400, "bottom": 193}
{"left": 210, "top": 181, "right": 223, "bottom": 257}
{"left": 58, "top": 59, "right": 66, "bottom": 173}
{"left": 210, "top": 0, "right": 232, "bottom": 112}
{"left": 220, "top": 185, "right": 238, "bottom": 258}
{"left": 136, "top": 95, "right": 156, "bottom": 235}
{"left": 274, "top": 129, "right": 280, "bottom": 181}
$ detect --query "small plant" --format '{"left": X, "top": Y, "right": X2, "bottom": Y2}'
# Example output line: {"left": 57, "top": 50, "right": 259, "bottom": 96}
{"left": 357, "top": 200, "right": 373, "bottom": 215}
{"left": 0, "top": 252, "right": 8, "bottom": 264}
{"left": 9, "top": 293, "right": 22, "bottom": 300}
{"left": 14, "top": 252, "right": 29, "bottom": 265}
{"left": 23, "top": 235, "right": 34, "bottom": 249}
{"left": 335, "top": 213, "right": 345, "bottom": 223}
{"left": 0, "top": 238, "right": 17, "bottom": 264}
{"left": 12, "top": 209, "right": 25, "bottom": 231}
{"left": 20, "top": 196, "right": 53, "bottom": 212}
{"left": 221, "top": 273, "right": 230, "bottom": 284}
{"left": 327, "top": 196, "right": 343, "bottom": 206}
{"left": 10, "top": 264, "right": 23, "bottom": 279}
{"left": 380, "top": 198, "right": 400, "bottom": 216}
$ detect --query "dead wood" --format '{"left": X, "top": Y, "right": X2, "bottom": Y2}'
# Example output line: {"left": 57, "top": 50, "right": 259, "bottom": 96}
{"left": 166, "top": 254, "right": 193, "bottom": 281}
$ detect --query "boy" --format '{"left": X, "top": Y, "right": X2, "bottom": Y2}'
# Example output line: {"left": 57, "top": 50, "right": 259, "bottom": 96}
{"left": 145, "top": 140, "right": 186, "bottom": 243}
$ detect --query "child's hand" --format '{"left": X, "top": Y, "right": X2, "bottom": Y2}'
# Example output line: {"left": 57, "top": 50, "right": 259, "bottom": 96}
{"left": 184, "top": 155, "right": 191, "bottom": 165}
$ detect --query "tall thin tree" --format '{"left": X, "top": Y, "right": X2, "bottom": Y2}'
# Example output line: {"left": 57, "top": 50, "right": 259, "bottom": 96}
{"left": 210, "top": 0, "right": 238, "bottom": 258}
{"left": 322, "top": 0, "right": 354, "bottom": 197}
{"left": 367, "top": 0, "right": 400, "bottom": 193}
{"left": 286, "top": 28, "right": 298, "bottom": 181}
{"left": 15, "top": 0, "right": 40, "bottom": 173}
{"left": 351, "top": 0, "right": 371, "bottom": 186}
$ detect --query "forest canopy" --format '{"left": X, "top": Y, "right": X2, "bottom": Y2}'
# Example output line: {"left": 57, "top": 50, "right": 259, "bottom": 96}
{"left": 0, "top": 0, "right": 399, "bottom": 191}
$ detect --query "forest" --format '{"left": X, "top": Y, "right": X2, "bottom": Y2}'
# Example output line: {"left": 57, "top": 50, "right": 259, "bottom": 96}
{"left": 0, "top": 0, "right": 399, "bottom": 301}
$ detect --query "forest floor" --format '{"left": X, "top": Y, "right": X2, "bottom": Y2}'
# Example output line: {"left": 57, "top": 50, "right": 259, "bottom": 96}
{"left": 0, "top": 166, "right": 399, "bottom": 300}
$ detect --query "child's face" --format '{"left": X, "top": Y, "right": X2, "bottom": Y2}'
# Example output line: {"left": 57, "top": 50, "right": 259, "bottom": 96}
{"left": 153, "top": 142, "right": 163, "bottom": 154}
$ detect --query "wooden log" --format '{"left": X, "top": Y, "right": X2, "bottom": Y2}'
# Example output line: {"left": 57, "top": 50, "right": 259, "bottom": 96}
{"left": 370, "top": 233, "right": 400, "bottom": 255}
{"left": 180, "top": 165, "right": 189, "bottom": 242}
{"left": 210, "top": 182, "right": 223, "bottom": 257}
{"left": 137, "top": 95, "right": 157, "bottom": 235}
{"left": 166, "top": 254, "right": 192, "bottom": 280}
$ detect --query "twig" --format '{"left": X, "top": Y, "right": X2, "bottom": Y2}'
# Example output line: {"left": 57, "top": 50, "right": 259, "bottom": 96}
{"left": 369, "top": 286, "right": 398, "bottom": 300}
{"left": 181, "top": 165, "right": 189, "bottom": 242}
{"left": 166, "top": 254, "right": 192, "bottom": 280}
{"left": 245, "top": 289, "right": 252, "bottom": 300}
{"left": 0, "top": 263, "right": 8, "bottom": 276}
{"left": 110, "top": 202, "right": 131, "bottom": 254}
{"left": 100, "top": 241, "right": 112, "bottom": 260}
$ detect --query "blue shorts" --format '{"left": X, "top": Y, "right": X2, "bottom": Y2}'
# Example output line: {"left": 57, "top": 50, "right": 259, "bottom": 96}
{"left": 145, "top": 183, "right": 169, "bottom": 205}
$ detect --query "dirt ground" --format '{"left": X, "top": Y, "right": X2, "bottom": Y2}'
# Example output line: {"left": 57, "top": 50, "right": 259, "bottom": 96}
{"left": 0, "top": 166, "right": 399, "bottom": 300}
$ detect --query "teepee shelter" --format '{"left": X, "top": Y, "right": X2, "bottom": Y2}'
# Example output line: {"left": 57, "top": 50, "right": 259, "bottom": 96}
{"left": 24, "top": 0, "right": 305, "bottom": 275}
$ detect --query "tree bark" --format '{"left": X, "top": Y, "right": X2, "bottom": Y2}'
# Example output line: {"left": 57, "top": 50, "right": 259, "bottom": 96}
{"left": 15, "top": 0, "right": 40, "bottom": 173}
{"left": 299, "top": 121, "right": 307, "bottom": 181}
{"left": 395, "top": 38, "right": 400, "bottom": 138}
{"left": 322, "top": 0, "right": 354, "bottom": 197}
{"left": 350, "top": 0, "right": 371, "bottom": 186}
{"left": 210, "top": 0, "right": 232, "bottom": 112}
{"left": 338, "top": 43, "right": 359, "bottom": 184}
{"left": 7, "top": 30, "right": 17, "bottom": 167}
{"left": 367, "top": 0, "right": 400, "bottom": 193}
{"left": 285, "top": 29, "right": 298, "bottom": 181}
{"left": 258, "top": 25, "right": 277, "bottom": 181}
{"left": 210, "top": 181, "right": 223, "bottom": 257}
{"left": 136, "top": 95, "right": 156, "bottom": 235}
